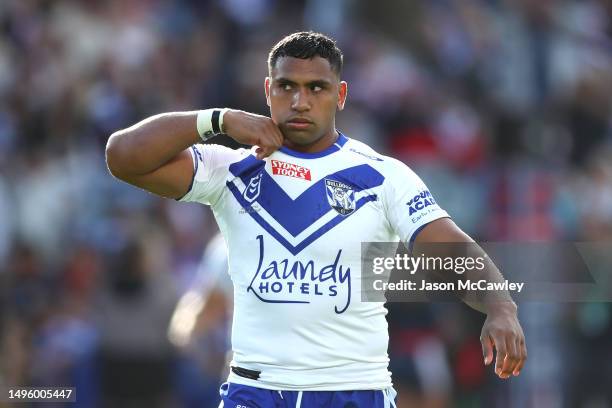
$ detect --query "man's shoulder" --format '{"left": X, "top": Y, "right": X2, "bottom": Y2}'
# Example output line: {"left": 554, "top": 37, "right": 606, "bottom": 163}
{"left": 193, "top": 143, "right": 252, "bottom": 156}
{"left": 191, "top": 143, "right": 254, "bottom": 167}
{"left": 342, "top": 138, "right": 386, "bottom": 162}
{"left": 341, "top": 138, "right": 412, "bottom": 175}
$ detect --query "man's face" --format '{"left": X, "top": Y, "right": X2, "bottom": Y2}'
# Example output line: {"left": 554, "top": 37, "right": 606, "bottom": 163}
{"left": 265, "top": 56, "right": 347, "bottom": 146}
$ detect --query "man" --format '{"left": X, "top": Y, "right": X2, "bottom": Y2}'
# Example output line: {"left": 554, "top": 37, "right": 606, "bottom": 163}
{"left": 106, "top": 31, "right": 526, "bottom": 407}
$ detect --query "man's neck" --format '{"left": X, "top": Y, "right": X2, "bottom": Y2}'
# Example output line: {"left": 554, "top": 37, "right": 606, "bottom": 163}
{"left": 283, "top": 129, "right": 339, "bottom": 153}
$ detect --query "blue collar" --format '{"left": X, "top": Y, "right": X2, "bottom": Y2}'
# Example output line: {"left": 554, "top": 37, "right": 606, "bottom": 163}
{"left": 279, "top": 132, "right": 348, "bottom": 159}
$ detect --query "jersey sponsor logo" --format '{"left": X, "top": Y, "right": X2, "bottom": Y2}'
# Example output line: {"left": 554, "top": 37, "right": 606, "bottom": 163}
{"left": 271, "top": 159, "right": 312, "bottom": 181}
{"left": 239, "top": 203, "right": 261, "bottom": 214}
{"left": 406, "top": 190, "right": 437, "bottom": 216}
{"left": 243, "top": 173, "right": 262, "bottom": 203}
{"left": 325, "top": 179, "right": 356, "bottom": 216}
{"left": 348, "top": 148, "right": 384, "bottom": 161}
{"left": 247, "top": 235, "right": 352, "bottom": 314}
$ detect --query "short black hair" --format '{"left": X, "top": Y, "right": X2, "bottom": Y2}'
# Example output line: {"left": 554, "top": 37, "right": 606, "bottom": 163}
{"left": 268, "top": 31, "right": 343, "bottom": 76}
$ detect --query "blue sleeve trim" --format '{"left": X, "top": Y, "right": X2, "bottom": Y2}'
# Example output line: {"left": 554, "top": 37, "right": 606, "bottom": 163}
{"left": 407, "top": 216, "right": 451, "bottom": 253}
{"left": 408, "top": 223, "right": 428, "bottom": 254}
{"left": 175, "top": 146, "right": 198, "bottom": 201}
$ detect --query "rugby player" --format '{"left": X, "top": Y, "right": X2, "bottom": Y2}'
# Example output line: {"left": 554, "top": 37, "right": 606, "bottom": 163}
{"left": 106, "top": 31, "right": 526, "bottom": 407}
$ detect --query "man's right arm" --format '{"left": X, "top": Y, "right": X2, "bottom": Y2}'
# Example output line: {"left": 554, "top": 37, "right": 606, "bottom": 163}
{"left": 105, "top": 110, "right": 283, "bottom": 199}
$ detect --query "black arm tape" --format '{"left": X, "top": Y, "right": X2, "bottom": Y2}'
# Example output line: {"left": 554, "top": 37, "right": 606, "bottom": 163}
{"left": 211, "top": 109, "right": 221, "bottom": 134}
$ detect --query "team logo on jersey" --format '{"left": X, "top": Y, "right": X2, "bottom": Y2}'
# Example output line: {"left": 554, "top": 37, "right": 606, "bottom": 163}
{"left": 325, "top": 179, "right": 356, "bottom": 216}
{"left": 271, "top": 159, "right": 312, "bottom": 181}
{"left": 243, "top": 173, "right": 263, "bottom": 203}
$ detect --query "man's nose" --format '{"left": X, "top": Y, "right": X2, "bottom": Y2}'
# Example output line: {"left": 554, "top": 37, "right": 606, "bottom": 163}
{"left": 291, "top": 90, "right": 310, "bottom": 111}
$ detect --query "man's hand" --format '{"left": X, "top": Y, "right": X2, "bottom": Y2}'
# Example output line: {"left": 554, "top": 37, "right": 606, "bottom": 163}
{"left": 223, "top": 110, "right": 284, "bottom": 159}
{"left": 481, "top": 305, "right": 527, "bottom": 379}
{"left": 414, "top": 219, "right": 527, "bottom": 379}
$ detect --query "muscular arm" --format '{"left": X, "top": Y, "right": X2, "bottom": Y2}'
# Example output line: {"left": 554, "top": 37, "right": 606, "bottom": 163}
{"left": 105, "top": 110, "right": 283, "bottom": 199}
{"left": 415, "top": 218, "right": 515, "bottom": 314}
{"left": 415, "top": 218, "right": 527, "bottom": 379}
{"left": 105, "top": 112, "right": 200, "bottom": 199}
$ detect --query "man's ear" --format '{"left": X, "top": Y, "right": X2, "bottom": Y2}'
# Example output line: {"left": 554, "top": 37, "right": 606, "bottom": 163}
{"left": 265, "top": 77, "right": 271, "bottom": 107}
{"left": 337, "top": 81, "right": 348, "bottom": 111}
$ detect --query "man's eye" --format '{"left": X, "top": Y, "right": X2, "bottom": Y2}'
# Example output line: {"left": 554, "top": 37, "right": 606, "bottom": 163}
{"left": 281, "top": 84, "right": 292, "bottom": 91}
{"left": 311, "top": 85, "right": 322, "bottom": 92}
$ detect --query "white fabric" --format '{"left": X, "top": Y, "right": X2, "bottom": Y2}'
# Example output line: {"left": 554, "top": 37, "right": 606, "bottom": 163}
{"left": 196, "top": 108, "right": 215, "bottom": 140}
{"left": 384, "top": 387, "right": 398, "bottom": 408}
{"left": 180, "top": 136, "right": 449, "bottom": 390}
{"left": 196, "top": 108, "right": 229, "bottom": 141}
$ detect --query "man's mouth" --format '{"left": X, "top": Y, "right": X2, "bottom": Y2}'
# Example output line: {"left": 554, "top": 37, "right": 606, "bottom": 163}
{"left": 286, "top": 118, "right": 313, "bottom": 130}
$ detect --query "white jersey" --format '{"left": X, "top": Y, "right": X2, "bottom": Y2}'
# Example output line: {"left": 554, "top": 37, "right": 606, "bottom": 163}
{"left": 179, "top": 133, "right": 449, "bottom": 391}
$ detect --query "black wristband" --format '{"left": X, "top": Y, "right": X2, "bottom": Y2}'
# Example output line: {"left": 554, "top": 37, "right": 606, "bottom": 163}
{"left": 211, "top": 109, "right": 221, "bottom": 134}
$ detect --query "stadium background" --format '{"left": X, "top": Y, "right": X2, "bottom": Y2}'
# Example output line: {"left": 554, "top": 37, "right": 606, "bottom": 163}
{"left": 0, "top": 0, "right": 611, "bottom": 407}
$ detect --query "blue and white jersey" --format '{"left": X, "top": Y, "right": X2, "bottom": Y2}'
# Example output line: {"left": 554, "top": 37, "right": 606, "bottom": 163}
{"left": 179, "top": 133, "right": 449, "bottom": 391}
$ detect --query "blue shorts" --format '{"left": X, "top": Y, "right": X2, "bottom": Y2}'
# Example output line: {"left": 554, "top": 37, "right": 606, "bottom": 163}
{"left": 218, "top": 382, "right": 397, "bottom": 408}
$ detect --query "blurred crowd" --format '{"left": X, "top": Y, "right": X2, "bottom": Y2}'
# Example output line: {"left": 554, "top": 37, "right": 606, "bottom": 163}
{"left": 0, "top": 0, "right": 611, "bottom": 407}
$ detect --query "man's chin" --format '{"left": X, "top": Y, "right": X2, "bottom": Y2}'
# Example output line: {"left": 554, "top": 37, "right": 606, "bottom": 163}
{"left": 281, "top": 129, "right": 319, "bottom": 147}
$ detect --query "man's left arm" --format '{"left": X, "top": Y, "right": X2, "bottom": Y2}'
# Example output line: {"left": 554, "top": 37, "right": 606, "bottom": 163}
{"left": 414, "top": 217, "right": 527, "bottom": 379}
